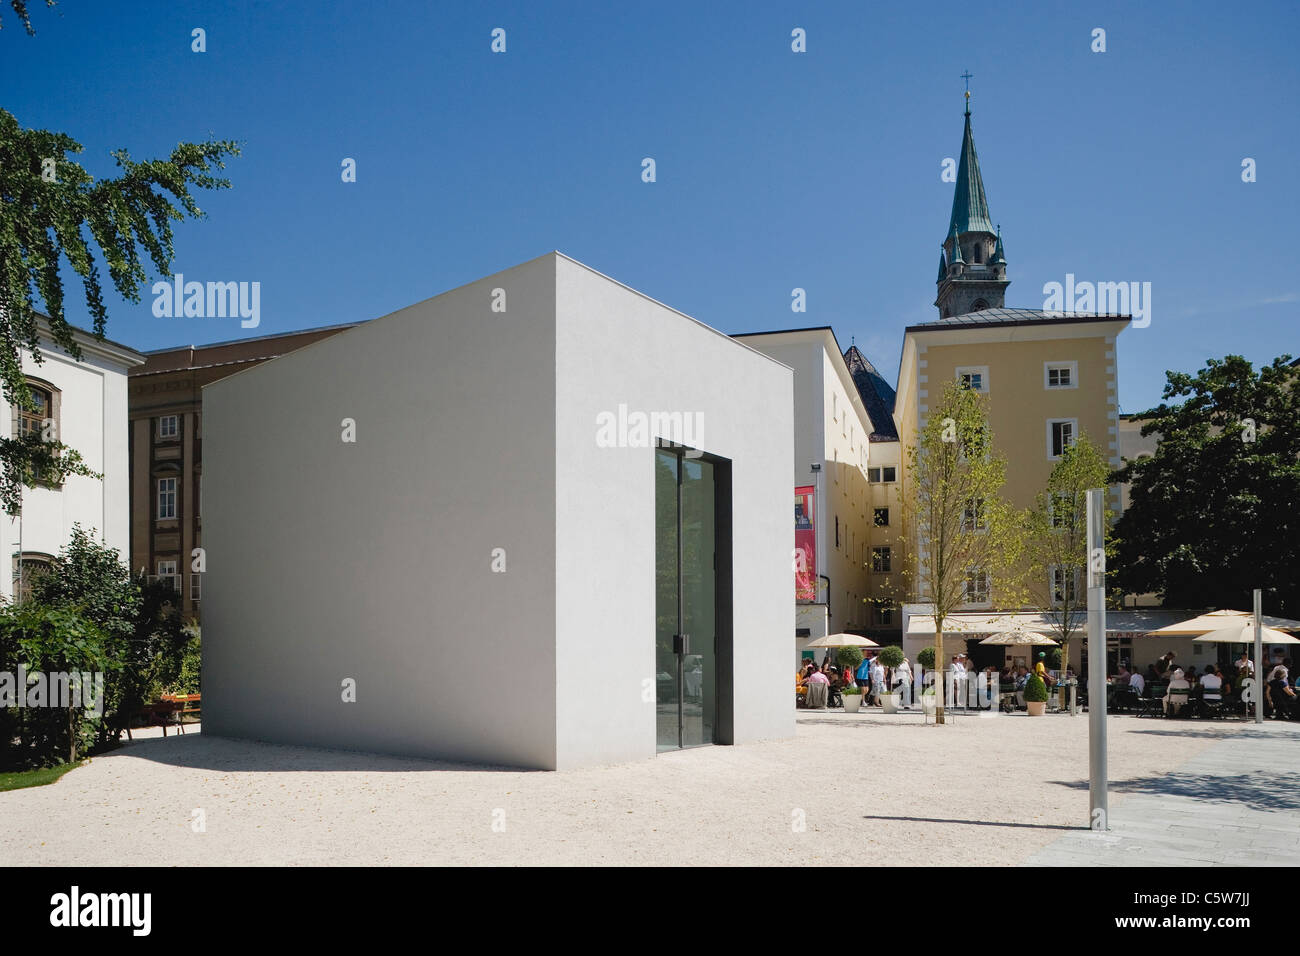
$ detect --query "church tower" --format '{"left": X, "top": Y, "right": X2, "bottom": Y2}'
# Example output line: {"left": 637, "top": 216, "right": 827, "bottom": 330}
{"left": 935, "top": 92, "right": 1009, "bottom": 318}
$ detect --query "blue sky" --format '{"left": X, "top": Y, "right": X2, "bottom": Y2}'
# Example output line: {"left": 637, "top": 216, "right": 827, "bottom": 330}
{"left": 3, "top": 0, "right": 1296, "bottom": 413}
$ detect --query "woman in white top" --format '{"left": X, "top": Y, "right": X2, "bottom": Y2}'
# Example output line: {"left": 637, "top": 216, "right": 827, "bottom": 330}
{"left": 1164, "top": 668, "right": 1191, "bottom": 715}
{"left": 895, "top": 658, "right": 913, "bottom": 707}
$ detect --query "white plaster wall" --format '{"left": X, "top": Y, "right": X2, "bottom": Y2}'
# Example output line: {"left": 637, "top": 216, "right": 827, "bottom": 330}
{"left": 0, "top": 343, "right": 133, "bottom": 596}
{"left": 202, "top": 254, "right": 559, "bottom": 768}
{"left": 553, "top": 256, "right": 794, "bottom": 768}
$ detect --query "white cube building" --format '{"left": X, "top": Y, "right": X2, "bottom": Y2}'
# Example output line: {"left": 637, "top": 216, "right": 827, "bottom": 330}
{"left": 202, "top": 252, "right": 794, "bottom": 769}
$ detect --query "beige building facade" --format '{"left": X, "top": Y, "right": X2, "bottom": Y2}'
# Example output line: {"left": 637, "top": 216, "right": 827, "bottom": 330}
{"left": 128, "top": 324, "right": 359, "bottom": 620}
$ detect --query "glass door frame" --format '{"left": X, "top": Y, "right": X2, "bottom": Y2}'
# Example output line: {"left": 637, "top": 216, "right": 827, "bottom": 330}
{"left": 655, "top": 442, "right": 733, "bottom": 751}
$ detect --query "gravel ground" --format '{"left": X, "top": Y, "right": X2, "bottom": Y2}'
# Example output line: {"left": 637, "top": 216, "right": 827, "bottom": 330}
{"left": 0, "top": 711, "right": 1241, "bottom": 866}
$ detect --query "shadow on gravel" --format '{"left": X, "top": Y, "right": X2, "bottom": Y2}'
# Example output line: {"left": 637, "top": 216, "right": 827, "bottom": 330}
{"left": 861, "top": 814, "right": 1081, "bottom": 832}
{"left": 116, "top": 733, "right": 539, "bottom": 775}
{"left": 1051, "top": 771, "right": 1300, "bottom": 811}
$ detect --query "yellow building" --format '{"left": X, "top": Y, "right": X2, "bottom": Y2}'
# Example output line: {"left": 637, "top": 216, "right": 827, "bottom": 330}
{"left": 892, "top": 101, "right": 1132, "bottom": 666}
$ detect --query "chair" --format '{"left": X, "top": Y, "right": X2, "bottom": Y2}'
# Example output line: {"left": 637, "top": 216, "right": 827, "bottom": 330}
{"left": 1164, "top": 688, "right": 1191, "bottom": 717}
{"left": 1136, "top": 684, "right": 1166, "bottom": 718}
{"left": 805, "top": 682, "right": 828, "bottom": 709}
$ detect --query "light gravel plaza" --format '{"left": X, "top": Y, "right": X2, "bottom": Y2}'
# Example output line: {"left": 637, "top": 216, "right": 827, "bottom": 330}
{"left": 3, "top": 712, "right": 1297, "bottom": 867}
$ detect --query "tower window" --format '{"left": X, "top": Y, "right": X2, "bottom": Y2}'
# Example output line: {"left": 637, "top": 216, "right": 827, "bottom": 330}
{"left": 972, "top": 244, "right": 982, "bottom": 264}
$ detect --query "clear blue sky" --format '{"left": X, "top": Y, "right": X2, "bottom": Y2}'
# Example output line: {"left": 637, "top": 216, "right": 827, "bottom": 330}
{"left": 3, "top": 0, "right": 1296, "bottom": 413}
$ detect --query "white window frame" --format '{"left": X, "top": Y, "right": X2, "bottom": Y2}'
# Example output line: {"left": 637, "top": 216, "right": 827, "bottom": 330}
{"left": 881, "top": 466, "right": 897, "bottom": 483}
{"left": 1044, "top": 361, "right": 1078, "bottom": 390}
{"left": 955, "top": 366, "right": 989, "bottom": 394}
{"left": 1047, "top": 418, "right": 1077, "bottom": 460}
{"left": 872, "top": 546, "right": 891, "bottom": 573}
{"left": 158, "top": 414, "right": 179, "bottom": 439}
{"left": 191, "top": 572, "right": 202, "bottom": 601}
{"left": 963, "top": 568, "right": 991, "bottom": 606}
{"left": 157, "top": 477, "right": 177, "bottom": 519}
{"left": 1048, "top": 491, "right": 1076, "bottom": 529}
{"left": 961, "top": 496, "right": 987, "bottom": 532}
{"left": 1050, "top": 566, "right": 1080, "bottom": 608}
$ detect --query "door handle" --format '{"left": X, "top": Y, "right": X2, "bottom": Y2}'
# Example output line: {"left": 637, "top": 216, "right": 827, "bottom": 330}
{"left": 674, "top": 633, "right": 689, "bottom": 655}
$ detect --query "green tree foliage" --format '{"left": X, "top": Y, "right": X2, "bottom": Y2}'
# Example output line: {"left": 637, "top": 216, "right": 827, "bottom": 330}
{"left": 902, "top": 380, "right": 1024, "bottom": 723}
{"left": 1022, "top": 433, "right": 1113, "bottom": 688}
{"left": 835, "top": 645, "right": 863, "bottom": 672}
{"left": 0, "top": 94, "right": 238, "bottom": 514}
{"left": 2, "top": 1, "right": 55, "bottom": 34}
{"left": 876, "top": 645, "right": 904, "bottom": 670}
{"left": 29, "top": 525, "right": 191, "bottom": 748}
{"left": 1111, "top": 355, "right": 1300, "bottom": 617}
{"left": 0, "top": 603, "right": 111, "bottom": 768}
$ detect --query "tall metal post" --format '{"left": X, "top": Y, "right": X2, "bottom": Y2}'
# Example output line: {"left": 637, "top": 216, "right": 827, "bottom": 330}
{"left": 1086, "top": 489, "right": 1108, "bottom": 830}
{"left": 1253, "top": 589, "right": 1264, "bottom": 725}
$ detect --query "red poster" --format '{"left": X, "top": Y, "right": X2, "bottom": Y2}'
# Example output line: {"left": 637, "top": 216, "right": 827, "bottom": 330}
{"left": 795, "top": 486, "right": 816, "bottom": 600}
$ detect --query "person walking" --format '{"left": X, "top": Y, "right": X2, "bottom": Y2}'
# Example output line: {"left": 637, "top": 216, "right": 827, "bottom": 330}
{"left": 855, "top": 653, "right": 873, "bottom": 704}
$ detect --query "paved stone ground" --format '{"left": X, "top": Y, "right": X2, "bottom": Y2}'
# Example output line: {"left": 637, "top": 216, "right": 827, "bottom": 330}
{"left": 1025, "top": 720, "right": 1300, "bottom": 867}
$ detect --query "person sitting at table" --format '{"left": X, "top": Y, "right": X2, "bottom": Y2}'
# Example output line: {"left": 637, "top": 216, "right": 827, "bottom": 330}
{"left": 1164, "top": 668, "right": 1191, "bottom": 715}
{"left": 1200, "top": 665, "right": 1224, "bottom": 704}
{"left": 1128, "top": 668, "right": 1145, "bottom": 696}
{"left": 1185, "top": 666, "right": 1199, "bottom": 684}
{"left": 1144, "top": 663, "right": 1161, "bottom": 686}
{"left": 1267, "top": 658, "right": 1295, "bottom": 719}
{"left": 806, "top": 664, "right": 829, "bottom": 685}
{"left": 1014, "top": 666, "right": 1030, "bottom": 690}
{"left": 1116, "top": 665, "right": 1131, "bottom": 686}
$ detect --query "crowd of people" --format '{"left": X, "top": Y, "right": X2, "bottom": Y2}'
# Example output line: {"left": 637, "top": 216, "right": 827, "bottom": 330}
{"left": 1111, "top": 650, "right": 1297, "bottom": 719}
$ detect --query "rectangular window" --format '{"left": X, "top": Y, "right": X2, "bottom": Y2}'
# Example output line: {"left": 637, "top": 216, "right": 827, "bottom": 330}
{"left": 878, "top": 606, "right": 894, "bottom": 626}
{"left": 961, "top": 497, "right": 986, "bottom": 532}
{"left": 1045, "top": 362, "right": 1078, "bottom": 390}
{"left": 191, "top": 573, "right": 202, "bottom": 601}
{"left": 868, "top": 468, "right": 881, "bottom": 483}
{"left": 835, "top": 515, "right": 840, "bottom": 549}
{"left": 956, "top": 366, "right": 989, "bottom": 393}
{"left": 872, "top": 547, "right": 891, "bottom": 573}
{"left": 1048, "top": 419, "right": 1077, "bottom": 459}
{"left": 157, "top": 559, "right": 179, "bottom": 594}
{"left": 874, "top": 507, "right": 889, "bottom": 527}
{"left": 964, "top": 569, "right": 990, "bottom": 604}
{"left": 1051, "top": 567, "right": 1078, "bottom": 607}
{"left": 158, "top": 415, "right": 179, "bottom": 439}
{"left": 1049, "top": 491, "right": 1075, "bottom": 528}
{"left": 157, "top": 477, "right": 177, "bottom": 519}
{"left": 881, "top": 466, "right": 896, "bottom": 482}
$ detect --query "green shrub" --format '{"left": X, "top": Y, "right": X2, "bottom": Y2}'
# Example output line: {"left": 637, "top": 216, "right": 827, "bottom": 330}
{"left": 841, "top": 684, "right": 862, "bottom": 695}
{"left": 877, "top": 645, "right": 905, "bottom": 669}
{"left": 1024, "top": 674, "right": 1049, "bottom": 703}
{"left": 917, "top": 646, "right": 936, "bottom": 669}
{"left": 836, "top": 646, "right": 864, "bottom": 672}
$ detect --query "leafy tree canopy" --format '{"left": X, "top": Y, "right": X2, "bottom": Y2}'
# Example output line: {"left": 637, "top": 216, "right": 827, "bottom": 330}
{"left": 1111, "top": 354, "right": 1300, "bottom": 617}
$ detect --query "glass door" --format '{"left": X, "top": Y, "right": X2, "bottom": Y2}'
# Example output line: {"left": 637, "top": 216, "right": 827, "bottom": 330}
{"left": 655, "top": 448, "right": 717, "bottom": 751}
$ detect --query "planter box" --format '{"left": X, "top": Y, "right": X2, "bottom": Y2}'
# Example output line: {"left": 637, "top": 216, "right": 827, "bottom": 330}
{"left": 1026, "top": 701, "right": 1046, "bottom": 716}
{"left": 843, "top": 694, "right": 862, "bottom": 713}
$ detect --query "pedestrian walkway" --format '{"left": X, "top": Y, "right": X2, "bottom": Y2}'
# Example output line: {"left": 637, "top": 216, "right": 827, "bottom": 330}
{"left": 1025, "top": 720, "right": 1300, "bottom": 866}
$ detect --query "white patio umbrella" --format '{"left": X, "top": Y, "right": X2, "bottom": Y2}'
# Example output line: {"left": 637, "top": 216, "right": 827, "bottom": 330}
{"left": 1146, "top": 609, "right": 1300, "bottom": 635}
{"left": 804, "top": 633, "right": 880, "bottom": 648}
{"left": 1195, "top": 623, "right": 1300, "bottom": 645}
{"left": 979, "top": 630, "right": 1059, "bottom": 646}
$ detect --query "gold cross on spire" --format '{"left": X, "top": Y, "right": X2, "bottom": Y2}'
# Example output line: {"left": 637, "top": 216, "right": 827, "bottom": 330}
{"left": 961, "top": 71, "right": 973, "bottom": 114}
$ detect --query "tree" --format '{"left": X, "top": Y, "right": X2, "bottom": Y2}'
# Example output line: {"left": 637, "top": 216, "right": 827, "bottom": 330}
{"left": 1, "top": 12, "right": 239, "bottom": 514}
{"left": 30, "top": 525, "right": 190, "bottom": 746}
{"left": 1022, "top": 433, "right": 1113, "bottom": 702}
{"left": 1111, "top": 355, "right": 1300, "bottom": 618}
{"left": 2, "top": 1, "right": 56, "bottom": 35}
{"left": 902, "top": 380, "right": 1023, "bottom": 723}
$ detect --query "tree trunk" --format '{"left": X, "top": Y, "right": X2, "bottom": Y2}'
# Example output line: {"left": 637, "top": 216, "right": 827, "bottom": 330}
{"left": 67, "top": 707, "right": 76, "bottom": 764}
{"left": 935, "top": 625, "right": 945, "bottom": 725}
{"left": 1058, "top": 638, "right": 1070, "bottom": 711}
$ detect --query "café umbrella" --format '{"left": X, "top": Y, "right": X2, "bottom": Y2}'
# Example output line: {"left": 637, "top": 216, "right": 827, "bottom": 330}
{"left": 1194, "top": 623, "right": 1300, "bottom": 645}
{"left": 1146, "top": 609, "right": 1300, "bottom": 636}
{"left": 978, "top": 630, "right": 1059, "bottom": 646}
{"left": 804, "top": 633, "right": 880, "bottom": 648}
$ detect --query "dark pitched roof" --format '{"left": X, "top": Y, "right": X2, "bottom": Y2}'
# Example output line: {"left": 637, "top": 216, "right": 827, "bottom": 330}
{"left": 906, "top": 307, "right": 1131, "bottom": 334}
{"left": 844, "top": 345, "right": 898, "bottom": 441}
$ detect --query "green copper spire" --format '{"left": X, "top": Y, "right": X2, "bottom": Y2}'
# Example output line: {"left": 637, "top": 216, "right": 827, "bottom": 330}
{"left": 991, "top": 225, "right": 1006, "bottom": 265}
{"left": 948, "top": 221, "right": 964, "bottom": 263}
{"left": 937, "top": 250, "right": 948, "bottom": 282}
{"left": 948, "top": 107, "right": 995, "bottom": 236}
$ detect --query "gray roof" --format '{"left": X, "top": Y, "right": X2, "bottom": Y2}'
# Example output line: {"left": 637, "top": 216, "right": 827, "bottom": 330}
{"left": 907, "top": 307, "right": 1131, "bottom": 333}
{"left": 843, "top": 345, "right": 898, "bottom": 441}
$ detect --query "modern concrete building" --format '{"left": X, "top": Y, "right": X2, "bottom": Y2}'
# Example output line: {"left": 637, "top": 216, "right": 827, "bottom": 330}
{"left": 4, "top": 319, "right": 143, "bottom": 599}
{"left": 127, "top": 325, "right": 359, "bottom": 619}
{"left": 202, "top": 252, "right": 794, "bottom": 770}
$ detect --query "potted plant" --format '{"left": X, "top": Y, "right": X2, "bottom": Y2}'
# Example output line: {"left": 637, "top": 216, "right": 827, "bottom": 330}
{"left": 1024, "top": 673, "right": 1049, "bottom": 716}
{"left": 841, "top": 684, "right": 863, "bottom": 713}
{"left": 876, "top": 645, "right": 905, "bottom": 713}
